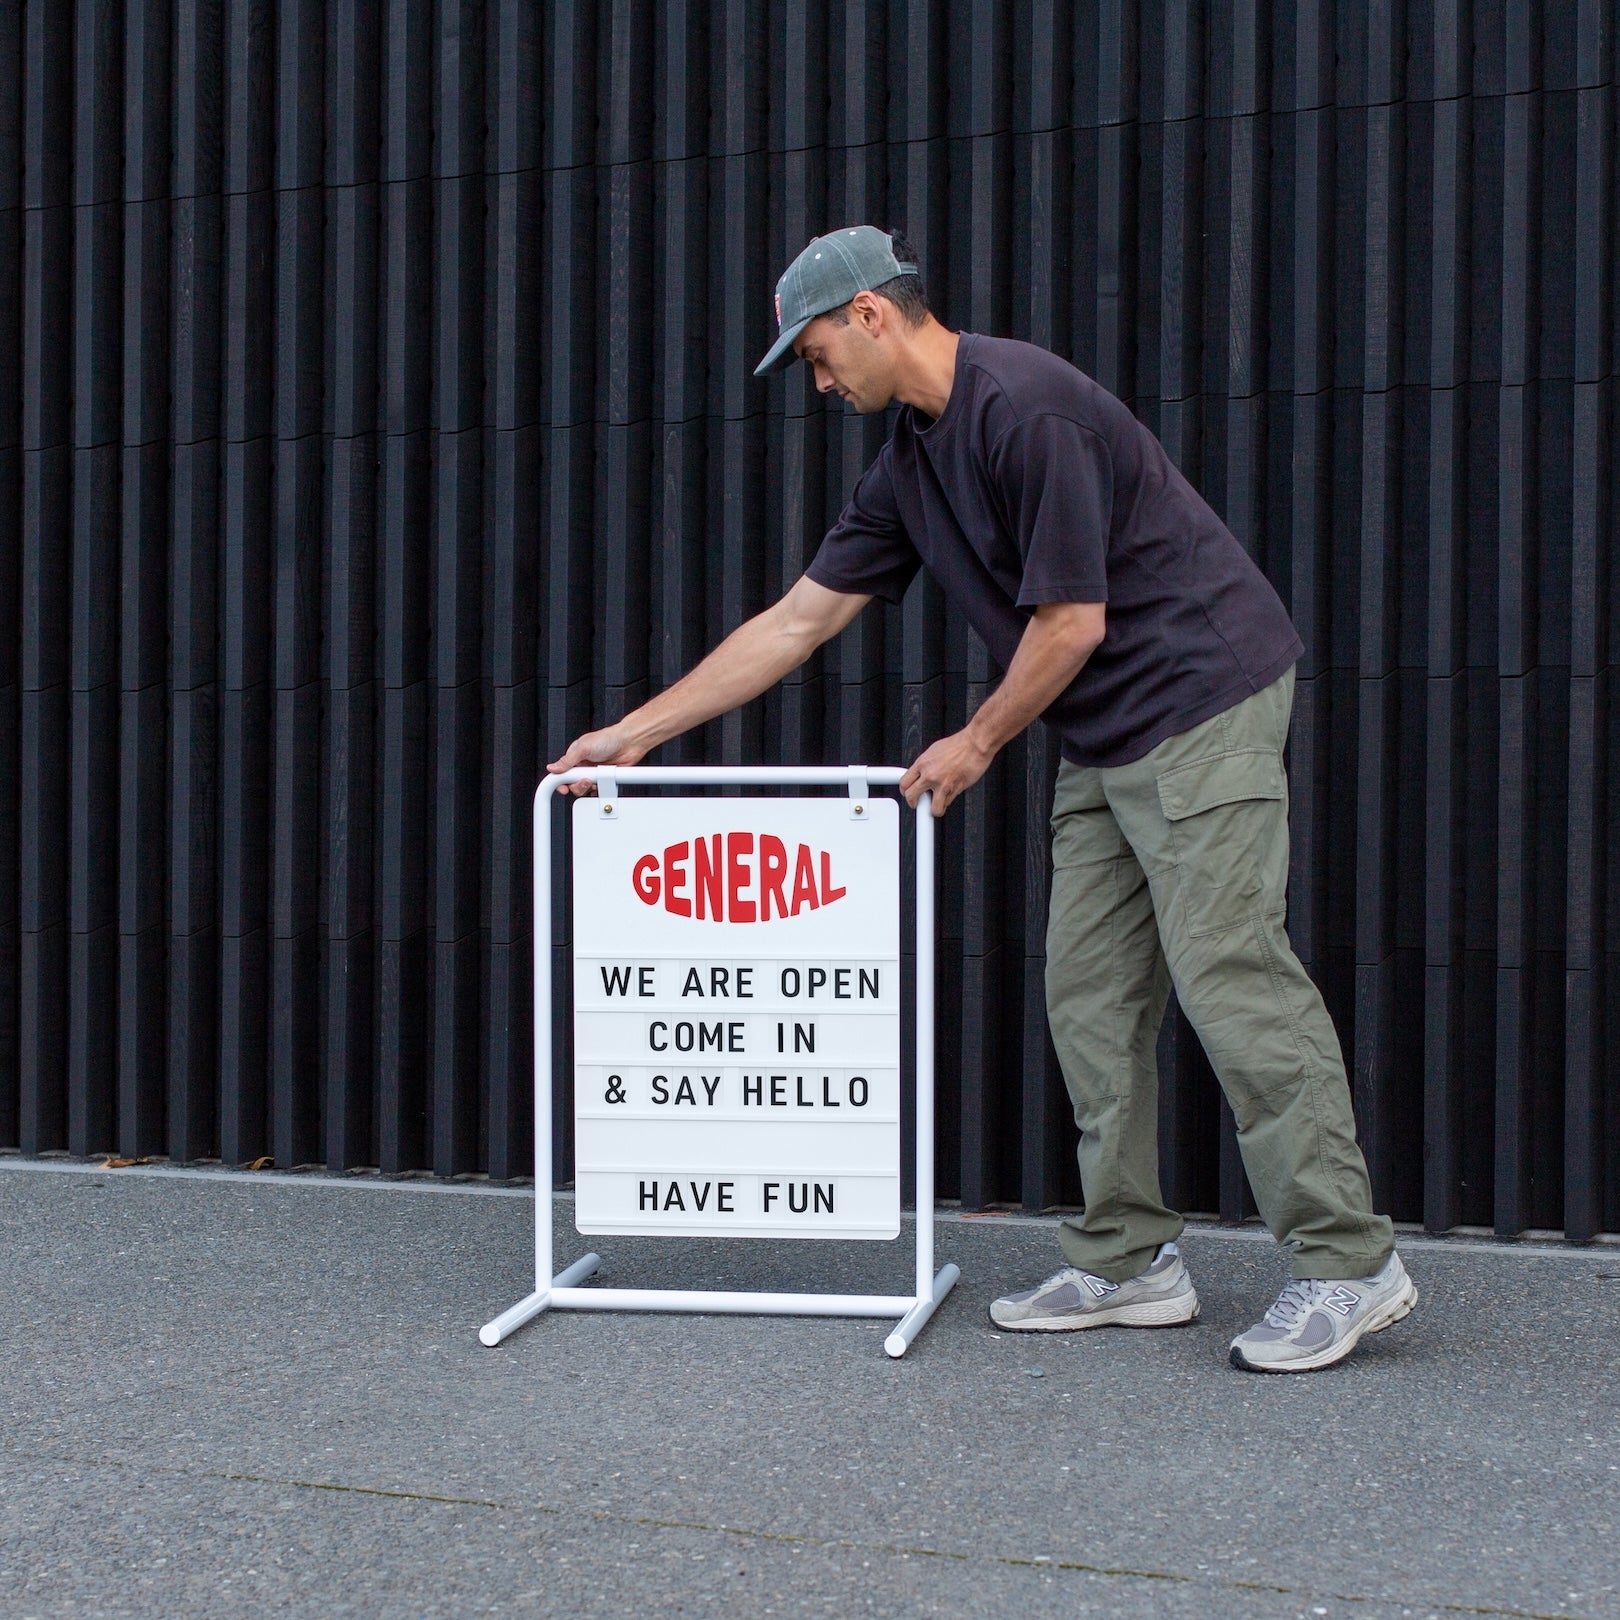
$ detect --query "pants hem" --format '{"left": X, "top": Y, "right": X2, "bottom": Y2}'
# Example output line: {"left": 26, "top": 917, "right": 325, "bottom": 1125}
{"left": 1056, "top": 1217, "right": 1184, "bottom": 1284}
{"left": 1287, "top": 1241, "right": 1396, "bottom": 1282}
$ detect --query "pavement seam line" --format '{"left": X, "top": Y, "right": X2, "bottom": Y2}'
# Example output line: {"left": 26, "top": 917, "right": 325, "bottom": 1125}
{"left": 220, "top": 1471, "right": 506, "bottom": 1510}
{"left": 10, "top": 1446, "right": 1589, "bottom": 1620}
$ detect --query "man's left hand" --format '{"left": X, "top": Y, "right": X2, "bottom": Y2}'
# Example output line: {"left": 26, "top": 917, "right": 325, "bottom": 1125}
{"left": 900, "top": 728, "right": 995, "bottom": 816}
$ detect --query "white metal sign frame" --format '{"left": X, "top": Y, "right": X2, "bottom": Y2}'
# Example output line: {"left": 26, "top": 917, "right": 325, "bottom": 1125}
{"left": 479, "top": 765, "right": 959, "bottom": 1358}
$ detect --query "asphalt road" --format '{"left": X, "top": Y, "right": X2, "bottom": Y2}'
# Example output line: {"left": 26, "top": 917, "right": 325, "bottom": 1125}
{"left": 0, "top": 1159, "right": 1615, "bottom": 1619}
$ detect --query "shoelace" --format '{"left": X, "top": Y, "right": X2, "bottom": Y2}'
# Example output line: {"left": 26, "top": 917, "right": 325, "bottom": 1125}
{"left": 1043, "top": 1267, "right": 1096, "bottom": 1288}
{"left": 1261, "top": 1278, "right": 1330, "bottom": 1331}
{"left": 1032, "top": 1266, "right": 1111, "bottom": 1294}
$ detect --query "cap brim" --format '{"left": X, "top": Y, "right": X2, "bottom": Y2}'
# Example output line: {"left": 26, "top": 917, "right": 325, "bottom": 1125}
{"left": 754, "top": 314, "right": 814, "bottom": 376}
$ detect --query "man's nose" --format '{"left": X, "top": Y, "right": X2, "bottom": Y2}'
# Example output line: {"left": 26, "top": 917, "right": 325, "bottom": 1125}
{"left": 814, "top": 366, "right": 836, "bottom": 393}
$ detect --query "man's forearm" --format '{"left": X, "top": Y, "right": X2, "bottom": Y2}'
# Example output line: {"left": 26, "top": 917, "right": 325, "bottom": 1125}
{"left": 548, "top": 576, "right": 870, "bottom": 785}
{"left": 899, "top": 602, "right": 1103, "bottom": 814}
{"left": 618, "top": 603, "right": 819, "bottom": 754}
{"left": 964, "top": 604, "right": 1104, "bottom": 754}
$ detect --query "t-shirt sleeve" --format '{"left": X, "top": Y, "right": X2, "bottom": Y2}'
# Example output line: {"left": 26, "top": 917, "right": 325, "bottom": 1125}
{"left": 805, "top": 443, "right": 922, "bottom": 605}
{"left": 990, "top": 412, "right": 1114, "bottom": 607}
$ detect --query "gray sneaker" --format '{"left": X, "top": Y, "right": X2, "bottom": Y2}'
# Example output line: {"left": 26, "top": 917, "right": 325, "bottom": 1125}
{"left": 1229, "top": 1251, "right": 1417, "bottom": 1373}
{"left": 989, "top": 1243, "right": 1200, "bottom": 1332}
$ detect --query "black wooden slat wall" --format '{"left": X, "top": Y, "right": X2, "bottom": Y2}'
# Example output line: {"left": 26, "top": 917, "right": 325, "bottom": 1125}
{"left": 2, "top": 1, "right": 1618, "bottom": 1239}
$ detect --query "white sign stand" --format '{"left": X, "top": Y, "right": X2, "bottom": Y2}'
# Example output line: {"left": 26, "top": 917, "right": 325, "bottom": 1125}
{"left": 479, "top": 766, "right": 959, "bottom": 1358}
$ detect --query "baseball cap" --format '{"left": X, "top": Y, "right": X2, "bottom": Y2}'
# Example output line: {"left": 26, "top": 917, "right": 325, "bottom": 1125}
{"left": 754, "top": 226, "right": 920, "bottom": 376}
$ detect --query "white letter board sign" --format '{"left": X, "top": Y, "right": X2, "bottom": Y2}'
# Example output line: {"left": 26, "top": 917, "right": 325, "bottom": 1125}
{"left": 572, "top": 794, "right": 900, "bottom": 1240}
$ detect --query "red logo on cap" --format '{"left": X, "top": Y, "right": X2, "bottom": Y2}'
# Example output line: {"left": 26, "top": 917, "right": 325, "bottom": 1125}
{"left": 774, "top": 293, "right": 782, "bottom": 328}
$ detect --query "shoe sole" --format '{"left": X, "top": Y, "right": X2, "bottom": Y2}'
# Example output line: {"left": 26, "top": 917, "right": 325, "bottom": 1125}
{"left": 1228, "top": 1277, "right": 1419, "bottom": 1374}
{"left": 989, "top": 1291, "right": 1201, "bottom": 1333}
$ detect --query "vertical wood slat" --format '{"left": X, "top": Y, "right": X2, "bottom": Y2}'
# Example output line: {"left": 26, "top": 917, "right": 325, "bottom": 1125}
{"left": 0, "top": 0, "right": 21, "bottom": 1147}
{"left": 1351, "top": 54, "right": 1405, "bottom": 1215}
{"left": 485, "top": 0, "right": 542, "bottom": 1180}
{"left": 217, "top": 0, "right": 275, "bottom": 1167}
{"left": 322, "top": 0, "right": 379, "bottom": 1172}
{"left": 1494, "top": 82, "right": 1543, "bottom": 1235}
{"left": 659, "top": 0, "right": 712, "bottom": 765}
{"left": 430, "top": 0, "right": 485, "bottom": 1176}
{"left": 67, "top": 0, "right": 124, "bottom": 1157}
{"left": 1085, "top": 0, "right": 1137, "bottom": 404}
{"left": 1563, "top": 8, "right": 1613, "bottom": 1238}
{"left": 120, "top": 0, "right": 174, "bottom": 1159}
{"left": 1423, "top": 43, "right": 1472, "bottom": 1231}
{"left": 268, "top": 0, "right": 324, "bottom": 1170}
{"left": 376, "top": 0, "right": 433, "bottom": 1175}
{"left": 717, "top": 0, "right": 770, "bottom": 770}
{"left": 19, "top": 0, "right": 75, "bottom": 1152}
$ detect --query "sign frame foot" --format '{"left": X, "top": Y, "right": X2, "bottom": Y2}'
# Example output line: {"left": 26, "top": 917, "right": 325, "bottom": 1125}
{"left": 479, "top": 1252, "right": 602, "bottom": 1346}
{"left": 884, "top": 1263, "right": 960, "bottom": 1358}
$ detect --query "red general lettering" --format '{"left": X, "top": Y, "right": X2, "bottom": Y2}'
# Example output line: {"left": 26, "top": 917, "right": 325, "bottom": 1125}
{"left": 664, "top": 841, "right": 692, "bottom": 917}
{"left": 632, "top": 853, "right": 660, "bottom": 905}
{"left": 726, "top": 831, "right": 756, "bottom": 923}
{"left": 694, "top": 833, "right": 724, "bottom": 920}
{"left": 790, "top": 843, "right": 820, "bottom": 915}
{"left": 759, "top": 835, "right": 789, "bottom": 921}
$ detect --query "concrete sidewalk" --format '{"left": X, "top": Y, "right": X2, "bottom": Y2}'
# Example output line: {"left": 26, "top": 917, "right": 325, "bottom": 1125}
{"left": 0, "top": 1161, "right": 1615, "bottom": 1619}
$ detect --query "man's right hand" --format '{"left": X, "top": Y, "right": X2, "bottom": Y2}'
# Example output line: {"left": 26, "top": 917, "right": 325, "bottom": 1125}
{"left": 546, "top": 727, "right": 646, "bottom": 796}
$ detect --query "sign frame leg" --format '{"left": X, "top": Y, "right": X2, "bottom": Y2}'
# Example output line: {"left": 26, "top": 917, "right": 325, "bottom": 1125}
{"left": 478, "top": 766, "right": 959, "bottom": 1357}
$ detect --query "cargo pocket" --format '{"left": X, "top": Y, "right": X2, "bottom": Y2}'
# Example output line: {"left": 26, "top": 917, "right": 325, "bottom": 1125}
{"left": 1156, "top": 749, "right": 1288, "bottom": 937}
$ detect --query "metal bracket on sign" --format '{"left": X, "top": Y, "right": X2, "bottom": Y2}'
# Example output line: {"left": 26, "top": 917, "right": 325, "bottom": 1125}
{"left": 597, "top": 769, "right": 619, "bottom": 819}
{"left": 848, "top": 764, "right": 870, "bottom": 821}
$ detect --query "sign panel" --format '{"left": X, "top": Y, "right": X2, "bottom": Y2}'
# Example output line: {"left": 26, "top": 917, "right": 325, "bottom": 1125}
{"left": 572, "top": 795, "right": 900, "bottom": 1239}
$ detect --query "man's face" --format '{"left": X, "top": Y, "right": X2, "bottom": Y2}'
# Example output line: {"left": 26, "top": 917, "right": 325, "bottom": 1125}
{"left": 792, "top": 299, "right": 899, "bottom": 414}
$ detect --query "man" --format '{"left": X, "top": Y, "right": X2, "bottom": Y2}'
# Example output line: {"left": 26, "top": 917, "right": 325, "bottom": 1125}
{"left": 550, "top": 226, "right": 1417, "bottom": 1374}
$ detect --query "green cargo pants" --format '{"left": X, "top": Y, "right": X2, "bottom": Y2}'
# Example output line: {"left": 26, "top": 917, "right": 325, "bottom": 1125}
{"left": 1045, "top": 668, "right": 1393, "bottom": 1284}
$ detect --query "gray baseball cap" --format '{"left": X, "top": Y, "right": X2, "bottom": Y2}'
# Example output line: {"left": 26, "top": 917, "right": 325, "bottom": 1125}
{"left": 754, "top": 226, "right": 919, "bottom": 376}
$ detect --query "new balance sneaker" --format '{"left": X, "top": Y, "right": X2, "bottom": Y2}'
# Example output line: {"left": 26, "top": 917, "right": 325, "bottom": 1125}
{"left": 1229, "top": 1251, "right": 1417, "bottom": 1373}
{"left": 989, "top": 1243, "right": 1200, "bottom": 1332}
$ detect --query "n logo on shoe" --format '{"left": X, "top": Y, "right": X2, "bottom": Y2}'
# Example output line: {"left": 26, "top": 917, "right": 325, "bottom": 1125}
{"left": 1082, "top": 1275, "right": 1120, "bottom": 1298}
{"left": 1323, "top": 1286, "right": 1360, "bottom": 1316}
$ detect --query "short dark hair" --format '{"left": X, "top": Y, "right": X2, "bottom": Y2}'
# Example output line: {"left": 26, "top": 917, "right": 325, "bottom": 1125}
{"left": 827, "top": 230, "right": 930, "bottom": 329}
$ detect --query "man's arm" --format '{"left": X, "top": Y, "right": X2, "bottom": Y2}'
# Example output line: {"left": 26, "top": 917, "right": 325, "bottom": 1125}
{"left": 900, "top": 601, "right": 1105, "bottom": 815}
{"left": 546, "top": 575, "right": 870, "bottom": 792}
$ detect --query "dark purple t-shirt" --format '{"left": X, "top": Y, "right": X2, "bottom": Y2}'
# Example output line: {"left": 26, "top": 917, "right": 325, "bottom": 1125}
{"left": 806, "top": 333, "right": 1302, "bottom": 768}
